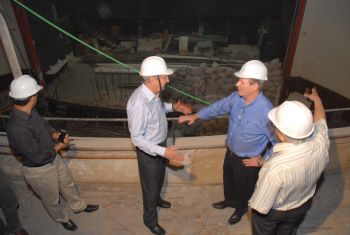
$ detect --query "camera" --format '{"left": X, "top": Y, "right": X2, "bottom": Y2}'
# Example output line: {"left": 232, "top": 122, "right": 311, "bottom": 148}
{"left": 58, "top": 130, "right": 67, "bottom": 143}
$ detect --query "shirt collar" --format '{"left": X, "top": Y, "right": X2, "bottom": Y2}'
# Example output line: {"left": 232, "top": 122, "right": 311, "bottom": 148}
{"left": 238, "top": 91, "right": 264, "bottom": 108}
{"left": 272, "top": 142, "right": 297, "bottom": 154}
{"left": 141, "top": 83, "right": 158, "bottom": 101}
{"left": 12, "top": 108, "right": 32, "bottom": 121}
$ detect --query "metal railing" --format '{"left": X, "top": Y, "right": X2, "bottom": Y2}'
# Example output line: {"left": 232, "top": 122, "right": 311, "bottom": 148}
{"left": 1, "top": 107, "right": 350, "bottom": 122}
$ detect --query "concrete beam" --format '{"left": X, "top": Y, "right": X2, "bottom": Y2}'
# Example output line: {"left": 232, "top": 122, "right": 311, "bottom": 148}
{"left": 0, "top": 128, "right": 349, "bottom": 184}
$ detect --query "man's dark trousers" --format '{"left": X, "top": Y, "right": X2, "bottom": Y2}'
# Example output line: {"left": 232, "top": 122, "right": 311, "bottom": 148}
{"left": 0, "top": 170, "right": 21, "bottom": 234}
{"left": 136, "top": 148, "right": 166, "bottom": 227}
{"left": 252, "top": 199, "right": 312, "bottom": 235}
{"left": 223, "top": 149, "right": 260, "bottom": 209}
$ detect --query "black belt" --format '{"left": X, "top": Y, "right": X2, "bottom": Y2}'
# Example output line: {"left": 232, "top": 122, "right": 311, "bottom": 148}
{"left": 23, "top": 155, "right": 56, "bottom": 168}
{"left": 228, "top": 145, "right": 269, "bottom": 159}
{"left": 227, "top": 148, "right": 244, "bottom": 158}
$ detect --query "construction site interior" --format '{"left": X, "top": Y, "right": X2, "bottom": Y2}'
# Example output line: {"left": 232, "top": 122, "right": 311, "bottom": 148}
{"left": 0, "top": 0, "right": 350, "bottom": 234}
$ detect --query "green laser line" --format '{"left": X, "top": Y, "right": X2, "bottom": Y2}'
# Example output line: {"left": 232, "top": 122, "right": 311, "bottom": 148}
{"left": 12, "top": 0, "right": 211, "bottom": 105}
{"left": 167, "top": 86, "right": 211, "bottom": 105}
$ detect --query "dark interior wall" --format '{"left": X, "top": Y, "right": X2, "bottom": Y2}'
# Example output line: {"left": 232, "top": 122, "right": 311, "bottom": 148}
{"left": 68, "top": 0, "right": 291, "bottom": 60}
{"left": 67, "top": 0, "right": 282, "bottom": 18}
{"left": 20, "top": 0, "right": 296, "bottom": 72}
{"left": 24, "top": 1, "right": 74, "bottom": 73}
{"left": 68, "top": 0, "right": 285, "bottom": 36}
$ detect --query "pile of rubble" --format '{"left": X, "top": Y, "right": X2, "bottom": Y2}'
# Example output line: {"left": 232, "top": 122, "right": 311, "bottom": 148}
{"left": 168, "top": 58, "right": 284, "bottom": 136}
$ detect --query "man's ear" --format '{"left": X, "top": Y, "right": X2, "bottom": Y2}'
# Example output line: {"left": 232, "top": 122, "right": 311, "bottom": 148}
{"left": 275, "top": 129, "right": 286, "bottom": 142}
{"left": 29, "top": 94, "right": 37, "bottom": 104}
{"left": 149, "top": 76, "right": 156, "bottom": 82}
{"left": 253, "top": 81, "right": 260, "bottom": 91}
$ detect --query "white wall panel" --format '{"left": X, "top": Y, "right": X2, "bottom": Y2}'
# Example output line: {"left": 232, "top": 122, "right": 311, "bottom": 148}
{"left": 291, "top": 0, "right": 350, "bottom": 99}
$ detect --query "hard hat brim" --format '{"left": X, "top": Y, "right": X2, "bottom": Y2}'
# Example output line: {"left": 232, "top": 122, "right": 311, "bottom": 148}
{"left": 139, "top": 68, "right": 174, "bottom": 77}
{"left": 234, "top": 71, "right": 268, "bottom": 81}
{"left": 37, "top": 85, "right": 43, "bottom": 92}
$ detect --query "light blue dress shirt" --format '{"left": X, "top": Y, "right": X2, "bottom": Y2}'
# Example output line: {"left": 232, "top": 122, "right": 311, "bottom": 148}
{"left": 127, "top": 84, "right": 172, "bottom": 157}
{"left": 197, "top": 91, "right": 276, "bottom": 158}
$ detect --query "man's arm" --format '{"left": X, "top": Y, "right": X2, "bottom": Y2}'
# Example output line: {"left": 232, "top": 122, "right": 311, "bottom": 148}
{"left": 172, "top": 101, "right": 192, "bottom": 115}
{"left": 178, "top": 93, "right": 237, "bottom": 125}
{"left": 7, "top": 128, "right": 53, "bottom": 166}
{"left": 304, "top": 87, "right": 325, "bottom": 122}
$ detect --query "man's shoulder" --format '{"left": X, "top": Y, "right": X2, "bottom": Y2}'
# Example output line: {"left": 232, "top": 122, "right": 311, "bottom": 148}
{"left": 127, "top": 87, "right": 149, "bottom": 110}
{"left": 251, "top": 95, "right": 273, "bottom": 120}
{"left": 128, "top": 86, "right": 143, "bottom": 100}
{"left": 6, "top": 116, "right": 26, "bottom": 134}
{"left": 315, "top": 119, "right": 327, "bottom": 128}
{"left": 310, "top": 119, "right": 329, "bottom": 147}
{"left": 6, "top": 112, "right": 19, "bottom": 131}
{"left": 258, "top": 93, "right": 273, "bottom": 107}
{"left": 312, "top": 119, "right": 328, "bottom": 138}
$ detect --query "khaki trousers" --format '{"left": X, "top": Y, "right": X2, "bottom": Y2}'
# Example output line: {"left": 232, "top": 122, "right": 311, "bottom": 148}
{"left": 23, "top": 154, "right": 86, "bottom": 223}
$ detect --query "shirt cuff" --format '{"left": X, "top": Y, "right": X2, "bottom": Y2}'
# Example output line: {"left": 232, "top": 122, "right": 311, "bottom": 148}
{"left": 196, "top": 109, "right": 206, "bottom": 120}
{"left": 156, "top": 145, "right": 166, "bottom": 157}
{"left": 163, "top": 102, "right": 173, "bottom": 113}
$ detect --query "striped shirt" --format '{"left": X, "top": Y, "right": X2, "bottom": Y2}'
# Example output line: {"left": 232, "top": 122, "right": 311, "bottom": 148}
{"left": 127, "top": 83, "right": 172, "bottom": 157}
{"left": 6, "top": 108, "right": 56, "bottom": 167}
{"left": 249, "top": 119, "right": 330, "bottom": 214}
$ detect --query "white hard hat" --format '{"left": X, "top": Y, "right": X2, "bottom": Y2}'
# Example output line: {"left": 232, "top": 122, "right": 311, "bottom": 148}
{"left": 9, "top": 75, "right": 43, "bottom": 99}
{"left": 234, "top": 60, "right": 268, "bottom": 81}
{"left": 139, "top": 56, "right": 174, "bottom": 77}
{"left": 268, "top": 101, "right": 314, "bottom": 139}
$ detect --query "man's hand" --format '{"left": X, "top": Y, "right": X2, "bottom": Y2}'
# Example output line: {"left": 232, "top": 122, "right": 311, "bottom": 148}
{"left": 178, "top": 114, "right": 198, "bottom": 125}
{"left": 242, "top": 156, "right": 264, "bottom": 167}
{"left": 304, "top": 87, "right": 321, "bottom": 103}
{"left": 304, "top": 87, "right": 325, "bottom": 122}
{"left": 164, "top": 145, "right": 184, "bottom": 161}
{"left": 173, "top": 101, "right": 192, "bottom": 115}
{"left": 54, "top": 134, "right": 70, "bottom": 152}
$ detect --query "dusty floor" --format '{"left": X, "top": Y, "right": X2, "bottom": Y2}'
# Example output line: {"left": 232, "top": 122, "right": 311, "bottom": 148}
{"left": 4, "top": 170, "right": 350, "bottom": 235}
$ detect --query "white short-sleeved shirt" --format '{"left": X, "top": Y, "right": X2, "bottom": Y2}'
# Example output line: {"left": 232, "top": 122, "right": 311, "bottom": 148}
{"left": 249, "top": 119, "right": 330, "bottom": 214}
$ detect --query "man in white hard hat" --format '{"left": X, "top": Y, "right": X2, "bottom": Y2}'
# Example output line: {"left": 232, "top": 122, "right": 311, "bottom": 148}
{"left": 249, "top": 88, "right": 329, "bottom": 234}
{"left": 127, "top": 56, "right": 192, "bottom": 235}
{"left": 179, "top": 60, "right": 276, "bottom": 225}
{"left": 6, "top": 75, "right": 99, "bottom": 232}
